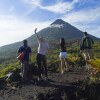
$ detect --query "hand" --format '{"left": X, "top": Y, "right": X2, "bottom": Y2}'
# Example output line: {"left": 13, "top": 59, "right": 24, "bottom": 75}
{"left": 34, "top": 28, "right": 37, "bottom": 33}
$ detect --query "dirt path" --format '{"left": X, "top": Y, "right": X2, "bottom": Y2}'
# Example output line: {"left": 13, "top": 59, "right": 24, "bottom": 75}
{"left": 0, "top": 71, "right": 89, "bottom": 100}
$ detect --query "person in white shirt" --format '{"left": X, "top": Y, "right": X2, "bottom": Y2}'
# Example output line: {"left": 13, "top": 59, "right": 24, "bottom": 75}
{"left": 34, "top": 28, "right": 49, "bottom": 81}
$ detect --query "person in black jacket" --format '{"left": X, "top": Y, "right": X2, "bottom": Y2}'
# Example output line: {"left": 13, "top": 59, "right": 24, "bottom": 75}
{"left": 80, "top": 32, "right": 94, "bottom": 60}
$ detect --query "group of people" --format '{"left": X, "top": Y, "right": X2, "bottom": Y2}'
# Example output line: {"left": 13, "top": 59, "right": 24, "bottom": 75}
{"left": 18, "top": 29, "right": 94, "bottom": 83}
{"left": 18, "top": 28, "right": 49, "bottom": 83}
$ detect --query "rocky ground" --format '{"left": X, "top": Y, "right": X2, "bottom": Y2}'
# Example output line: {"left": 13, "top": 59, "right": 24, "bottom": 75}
{"left": 0, "top": 70, "right": 90, "bottom": 100}
{"left": 0, "top": 61, "right": 100, "bottom": 100}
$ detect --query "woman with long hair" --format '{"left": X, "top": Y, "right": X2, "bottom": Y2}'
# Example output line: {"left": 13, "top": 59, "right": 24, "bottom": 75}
{"left": 59, "top": 38, "right": 68, "bottom": 74}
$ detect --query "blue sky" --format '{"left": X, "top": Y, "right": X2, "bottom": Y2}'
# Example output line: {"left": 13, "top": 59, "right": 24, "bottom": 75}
{"left": 0, "top": 0, "right": 100, "bottom": 46}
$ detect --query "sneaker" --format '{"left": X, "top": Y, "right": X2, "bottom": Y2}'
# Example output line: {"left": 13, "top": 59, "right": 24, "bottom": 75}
{"left": 20, "top": 73, "right": 23, "bottom": 77}
{"left": 37, "top": 77, "right": 40, "bottom": 81}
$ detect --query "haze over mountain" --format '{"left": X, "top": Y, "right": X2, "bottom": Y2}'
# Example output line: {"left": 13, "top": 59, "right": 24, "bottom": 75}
{"left": 0, "top": 19, "right": 99, "bottom": 59}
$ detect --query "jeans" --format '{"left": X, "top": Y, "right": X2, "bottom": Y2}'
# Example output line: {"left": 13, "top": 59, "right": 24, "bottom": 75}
{"left": 21, "top": 61, "right": 29, "bottom": 82}
{"left": 36, "top": 53, "right": 47, "bottom": 78}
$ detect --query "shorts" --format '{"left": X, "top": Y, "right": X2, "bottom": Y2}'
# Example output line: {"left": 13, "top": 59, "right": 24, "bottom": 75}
{"left": 59, "top": 52, "right": 67, "bottom": 59}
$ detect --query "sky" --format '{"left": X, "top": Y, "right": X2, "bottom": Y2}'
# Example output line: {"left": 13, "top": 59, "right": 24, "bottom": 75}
{"left": 0, "top": 0, "right": 100, "bottom": 46}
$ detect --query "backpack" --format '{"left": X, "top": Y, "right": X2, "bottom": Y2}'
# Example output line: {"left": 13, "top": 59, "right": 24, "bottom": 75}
{"left": 84, "top": 37, "right": 93, "bottom": 48}
{"left": 80, "top": 36, "right": 93, "bottom": 50}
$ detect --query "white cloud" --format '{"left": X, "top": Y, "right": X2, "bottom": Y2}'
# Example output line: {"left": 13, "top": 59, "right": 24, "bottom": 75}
{"left": 75, "top": 24, "right": 100, "bottom": 38}
{"left": 22, "top": 0, "right": 42, "bottom": 7}
{"left": 41, "top": 0, "right": 79, "bottom": 14}
{"left": 21, "top": 0, "right": 42, "bottom": 16}
{"left": 41, "top": 2, "right": 73, "bottom": 14}
{"left": 0, "top": 15, "right": 50, "bottom": 46}
{"left": 62, "top": 7, "right": 100, "bottom": 38}
{"left": 63, "top": 7, "right": 100, "bottom": 23}
{"left": 89, "top": 27, "right": 100, "bottom": 38}
{"left": 41, "top": 0, "right": 80, "bottom": 14}
{"left": 22, "top": 0, "right": 80, "bottom": 14}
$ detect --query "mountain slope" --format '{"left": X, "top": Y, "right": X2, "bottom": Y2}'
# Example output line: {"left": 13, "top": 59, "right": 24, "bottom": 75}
{"left": 28, "top": 19, "right": 99, "bottom": 41}
{"left": 0, "top": 19, "right": 99, "bottom": 60}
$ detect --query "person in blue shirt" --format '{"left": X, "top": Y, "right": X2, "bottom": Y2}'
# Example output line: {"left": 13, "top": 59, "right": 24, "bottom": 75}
{"left": 18, "top": 39, "right": 31, "bottom": 83}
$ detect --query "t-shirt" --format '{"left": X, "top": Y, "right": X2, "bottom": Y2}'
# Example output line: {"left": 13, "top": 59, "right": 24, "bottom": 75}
{"left": 18, "top": 45, "right": 31, "bottom": 61}
{"left": 38, "top": 40, "right": 49, "bottom": 55}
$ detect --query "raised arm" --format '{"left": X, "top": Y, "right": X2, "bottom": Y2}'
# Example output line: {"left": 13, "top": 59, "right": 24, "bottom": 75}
{"left": 34, "top": 28, "right": 40, "bottom": 40}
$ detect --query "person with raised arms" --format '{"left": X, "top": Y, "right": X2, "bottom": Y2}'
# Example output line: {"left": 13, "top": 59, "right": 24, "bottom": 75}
{"left": 34, "top": 28, "right": 49, "bottom": 81}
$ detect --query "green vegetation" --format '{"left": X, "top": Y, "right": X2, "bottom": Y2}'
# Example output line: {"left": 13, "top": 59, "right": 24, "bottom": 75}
{"left": 0, "top": 59, "right": 19, "bottom": 78}
{"left": 0, "top": 41, "right": 100, "bottom": 81}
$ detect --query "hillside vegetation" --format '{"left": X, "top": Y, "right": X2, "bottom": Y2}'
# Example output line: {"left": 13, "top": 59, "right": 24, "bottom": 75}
{"left": 0, "top": 40, "right": 100, "bottom": 79}
{"left": 0, "top": 40, "right": 100, "bottom": 100}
